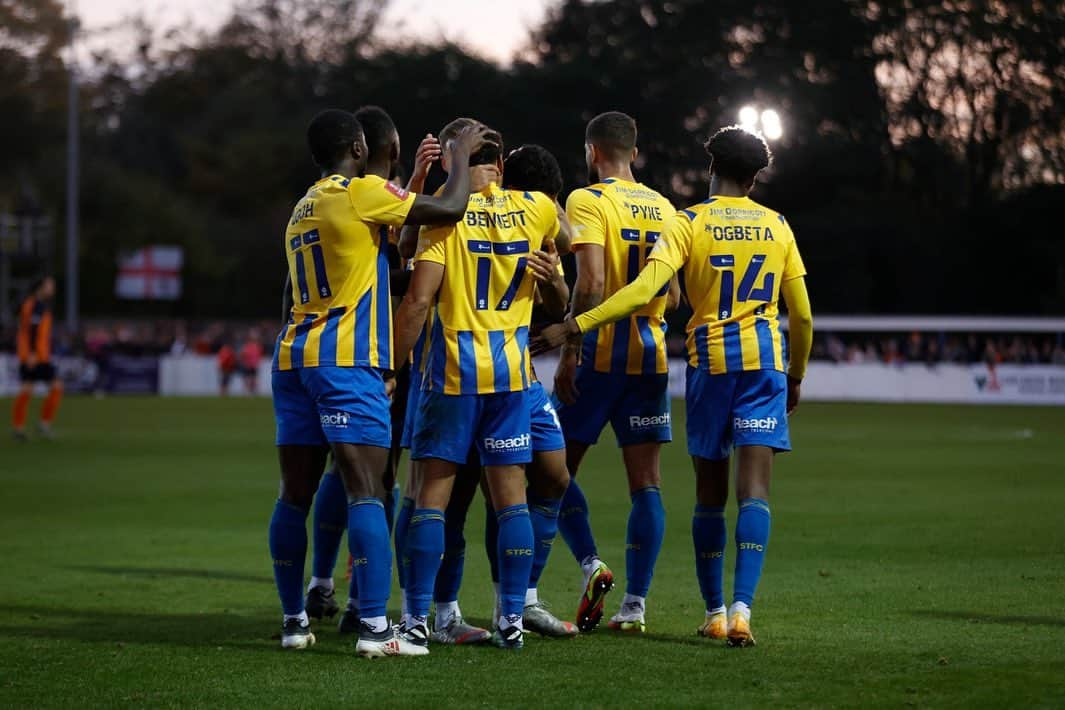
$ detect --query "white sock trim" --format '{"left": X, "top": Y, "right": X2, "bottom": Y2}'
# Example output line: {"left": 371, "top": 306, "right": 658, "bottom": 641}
{"left": 308, "top": 576, "right": 334, "bottom": 593}
{"left": 362, "top": 615, "right": 388, "bottom": 633}
{"left": 524, "top": 588, "right": 539, "bottom": 607}
{"left": 435, "top": 600, "right": 461, "bottom": 630}
{"left": 284, "top": 611, "right": 310, "bottom": 626}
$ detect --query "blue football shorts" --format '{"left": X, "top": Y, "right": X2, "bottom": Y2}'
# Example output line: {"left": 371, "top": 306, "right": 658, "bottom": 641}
{"left": 685, "top": 366, "right": 791, "bottom": 461}
{"left": 554, "top": 367, "right": 672, "bottom": 447}
{"left": 272, "top": 365, "right": 391, "bottom": 448}
{"left": 411, "top": 388, "right": 532, "bottom": 466}
{"left": 528, "top": 380, "right": 565, "bottom": 453}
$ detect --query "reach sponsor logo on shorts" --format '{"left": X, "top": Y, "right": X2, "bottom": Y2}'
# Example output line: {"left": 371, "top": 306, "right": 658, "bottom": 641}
{"left": 483, "top": 433, "right": 532, "bottom": 452}
{"left": 733, "top": 416, "right": 778, "bottom": 432}
{"left": 629, "top": 413, "right": 671, "bottom": 431}
{"left": 320, "top": 411, "right": 350, "bottom": 428}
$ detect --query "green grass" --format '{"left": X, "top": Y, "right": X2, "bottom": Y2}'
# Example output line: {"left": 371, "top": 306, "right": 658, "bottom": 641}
{"left": 1, "top": 397, "right": 1064, "bottom": 708}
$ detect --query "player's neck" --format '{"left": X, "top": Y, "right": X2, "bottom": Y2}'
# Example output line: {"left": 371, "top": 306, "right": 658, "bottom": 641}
{"left": 320, "top": 157, "right": 360, "bottom": 180}
{"left": 365, "top": 160, "right": 391, "bottom": 180}
{"left": 709, "top": 177, "right": 749, "bottom": 198}
{"left": 595, "top": 162, "right": 635, "bottom": 183}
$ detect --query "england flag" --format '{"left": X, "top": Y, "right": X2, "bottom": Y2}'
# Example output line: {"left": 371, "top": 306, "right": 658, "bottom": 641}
{"left": 115, "top": 246, "right": 184, "bottom": 300}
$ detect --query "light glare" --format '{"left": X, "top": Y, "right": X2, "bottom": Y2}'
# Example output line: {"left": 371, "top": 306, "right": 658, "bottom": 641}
{"left": 738, "top": 105, "right": 759, "bottom": 129}
{"left": 761, "top": 109, "right": 783, "bottom": 140}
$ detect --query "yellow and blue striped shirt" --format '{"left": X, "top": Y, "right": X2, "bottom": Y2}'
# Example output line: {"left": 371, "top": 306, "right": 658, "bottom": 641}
{"left": 274, "top": 174, "right": 416, "bottom": 371}
{"left": 415, "top": 184, "right": 559, "bottom": 395}
{"left": 648, "top": 195, "right": 806, "bottom": 374}
{"left": 566, "top": 178, "right": 675, "bottom": 375}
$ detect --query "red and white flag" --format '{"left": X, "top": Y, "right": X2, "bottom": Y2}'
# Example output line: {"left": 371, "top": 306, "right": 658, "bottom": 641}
{"left": 115, "top": 246, "right": 184, "bottom": 300}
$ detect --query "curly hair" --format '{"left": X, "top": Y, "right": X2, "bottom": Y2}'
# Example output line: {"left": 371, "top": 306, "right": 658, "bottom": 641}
{"left": 307, "top": 109, "right": 363, "bottom": 168}
{"left": 704, "top": 126, "right": 772, "bottom": 185}
{"left": 503, "top": 144, "right": 563, "bottom": 199}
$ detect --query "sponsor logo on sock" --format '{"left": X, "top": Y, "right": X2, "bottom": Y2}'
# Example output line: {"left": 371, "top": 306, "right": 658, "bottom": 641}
{"left": 504, "top": 547, "right": 533, "bottom": 556}
{"left": 483, "top": 433, "right": 531, "bottom": 452}
{"left": 351, "top": 557, "right": 368, "bottom": 567}
{"left": 733, "top": 416, "right": 777, "bottom": 432}
{"left": 738, "top": 542, "right": 765, "bottom": 552}
{"left": 699, "top": 550, "right": 724, "bottom": 559}
{"left": 320, "top": 410, "right": 350, "bottom": 428}
{"left": 628, "top": 413, "right": 670, "bottom": 431}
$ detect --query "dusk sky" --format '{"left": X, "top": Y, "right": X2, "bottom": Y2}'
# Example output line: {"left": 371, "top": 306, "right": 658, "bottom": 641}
{"left": 74, "top": 0, "right": 555, "bottom": 63}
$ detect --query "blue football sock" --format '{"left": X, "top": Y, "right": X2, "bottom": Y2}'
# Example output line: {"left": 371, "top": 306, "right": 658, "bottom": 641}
{"left": 626, "top": 486, "right": 665, "bottom": 597}
{"left": 496, "top": 504, "right": 534, "bottom": 619}
{"left": 528, "top": 494, "right": 562, "bottom": 589}
{"left": 733, "top": 498, "right": 771, "bottom": 607}
{"left": 405, "top": 508, "right": 445, "bottom": 621}
{"left": 484, "top": 501, "right": 500, "bottom": 583}
{"left": 394, "top": 497, "right": 414, "bottom": 590}
{"left": 310, "top": 471, "right": 347, "bottom": 580}
{"left": 385, "top": 481, "right": 402, "bottom": 534}
{"left": 434, "top": 498, "right": 469, "bottom": 604}
{"left": 558, "top": 478, "right": 597, "bottom": 563}
{"left": 269, "top": 499, "right": 309, "bottom": 616}
{"left": 692, "top": 504, "right": 727, "bottom": 610}
{"left": 347, "top": 498, "right": 391, "bottom": 620}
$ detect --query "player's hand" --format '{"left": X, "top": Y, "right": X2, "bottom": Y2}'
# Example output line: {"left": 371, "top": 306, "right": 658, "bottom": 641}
{"left": 407, "top": 134, "right": 441, "bottom": 193}
{"left": 26, "top": 354, "right": 38, "bottom": 368}
{"left": 447, "top": 124, "right": 492, "bottom": 159}
{"left": 527, "top": 240, "right": 561, "bottom": 284}
{"left": 383, "top": 373, "right": 397, "bottom": 400}
{"left": 553, "top": 347, "right": 581, "bottom": 406}
{"left": 530, "top": 316, "right": 579, "bottom": 355}
{"left": 786, "top": 375, "right": 801, "bottom": 415}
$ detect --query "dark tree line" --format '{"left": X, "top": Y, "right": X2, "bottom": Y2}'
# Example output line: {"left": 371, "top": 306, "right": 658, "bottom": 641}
{"left": 2, "top": 0, "right": 1063, "bottom": 318}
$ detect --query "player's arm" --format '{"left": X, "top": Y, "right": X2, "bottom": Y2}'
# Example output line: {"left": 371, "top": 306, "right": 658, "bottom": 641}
{"left": 36, "top": 310, "right": 51, "bottom": 362}
{"left": 535, "top": 210, "right": 692, "bottom": 353}
{"left": 552, "top": 188, "right": 606, "bottom": 402}
{"left": 398, "top": 136, "right": 443, "bottom": 259}
{"left": 781, "top": 276, "right": 813, "bottom": 414}
{"left": 406, "top": 134, "right": 440, "bottom": 196}
{"left": 529, "top": 241, "right": 568, "bottom": 321}
{"left": 778, "top": 224, "right": 811, "bottom": 413}
{"left": 566, "top": 189, "right": 607, "bottom": 327}
{"left": 393, "top": 260, "right": 444, "bottom": 371}
{"left": 665, "top": 276, "right": 681, "bottom": 313}
{"left": 532, "top": 260, "right": 676, "bottom": 353}
{"left": 16, "top": 301, "right": 31, "bottom": 362}
{"left": 281, "top": 273, "right": 293, "bottom": 323}
{"left": 402, "top": 125, "right": 491, "bottom": 226}
{"left": 553, "top": 201, "right": 573, "bottom": 256}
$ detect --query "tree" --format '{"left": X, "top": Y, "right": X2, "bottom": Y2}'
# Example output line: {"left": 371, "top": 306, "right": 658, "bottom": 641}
{"left": 873, "top": 0, "right": 1065, "bottom": 204}
{"left": 0, "top": 0, "right": 70, "bottom": 208}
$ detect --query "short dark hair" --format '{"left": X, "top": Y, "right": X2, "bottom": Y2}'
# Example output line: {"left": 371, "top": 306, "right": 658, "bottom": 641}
{"left": 353, "top": 105, "right": 397, "bottom": 155}
{"left": 439, "top": 117, "right": 480, "bottom": 148}
{"left": 704, "top": 126, "right": 772, "bottom": 185}
{"left": 503, "top": 145, "right": 563, "bottom": 199}
{"left": 586, "top": 111, "right": 637, "bottom": 158}
{"left": 307, "top": 109, "right": 362, "bottom": 168}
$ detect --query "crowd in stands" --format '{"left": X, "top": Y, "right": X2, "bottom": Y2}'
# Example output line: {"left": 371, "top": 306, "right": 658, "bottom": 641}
{"left": 3, "top": 320, "right": 1064, "bottom": 368}
{"left": 811, "top": 332, "right": 1065, "bottom": 366}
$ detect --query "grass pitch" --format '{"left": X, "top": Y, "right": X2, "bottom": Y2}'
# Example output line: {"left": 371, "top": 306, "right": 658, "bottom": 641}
{"left": 0, "top": 397, "right": 1063, "bottom": 708}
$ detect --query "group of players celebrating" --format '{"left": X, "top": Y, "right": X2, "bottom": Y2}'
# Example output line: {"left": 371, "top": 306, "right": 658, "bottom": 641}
{"left": 269, "top": 105, "right": 814, "bottom": 658}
